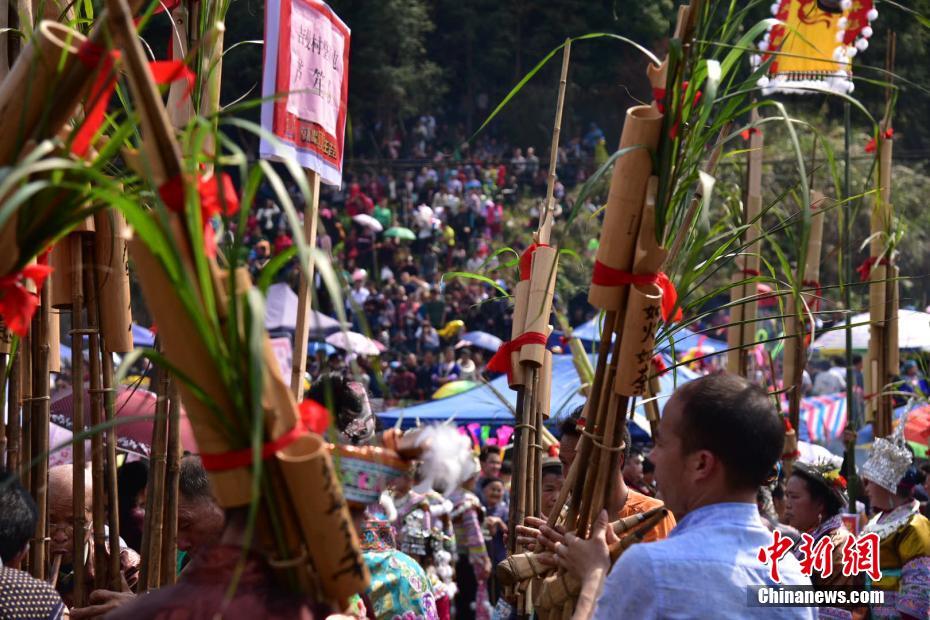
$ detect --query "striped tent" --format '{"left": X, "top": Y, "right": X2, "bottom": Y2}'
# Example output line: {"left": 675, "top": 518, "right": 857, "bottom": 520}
{"left": 781, "top": 393, "right": 847, "bottom": 444}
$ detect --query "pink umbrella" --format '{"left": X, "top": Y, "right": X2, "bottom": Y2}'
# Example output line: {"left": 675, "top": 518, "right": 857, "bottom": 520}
{"left": 50, "top": 385, "right": 199, "bottom": 458}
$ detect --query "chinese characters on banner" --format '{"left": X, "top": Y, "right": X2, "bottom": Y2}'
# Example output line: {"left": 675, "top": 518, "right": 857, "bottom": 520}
{"left": 758, "top": 530, "right": 882, "bottom": 583}
{"left": 260, "top": 0, "right": 350, "bottom": 186}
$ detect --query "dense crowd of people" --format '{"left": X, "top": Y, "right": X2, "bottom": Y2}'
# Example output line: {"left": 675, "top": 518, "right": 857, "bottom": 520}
{"left": 235, "top": 120, "right": 606, "bottom": 404}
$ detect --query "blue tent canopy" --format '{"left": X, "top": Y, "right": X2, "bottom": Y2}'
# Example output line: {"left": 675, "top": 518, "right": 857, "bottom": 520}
{"left": 567, "top": 316, "right": 727, "bottom": 355}
{"left": 378, "top": 353, "right": 701, "bottom": 437}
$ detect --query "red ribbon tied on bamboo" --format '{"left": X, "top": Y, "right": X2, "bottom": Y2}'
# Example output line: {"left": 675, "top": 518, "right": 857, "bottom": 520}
{"left": 486, "top": 332, "right": 548, "bottom": 384}
{"left": 591, "top": 261, "right": 682, "bottom": 323}
{"left": 856, "top": 256, "right": 890, "bottom": 282}
{"left": 200, "top": 398, "right": 331, "bottom": 472}
{"left": 865, "top": 128, "right": 894, "bottom": 154}
{"left": 0, "top": 260, "right": 54, "bottom": 338}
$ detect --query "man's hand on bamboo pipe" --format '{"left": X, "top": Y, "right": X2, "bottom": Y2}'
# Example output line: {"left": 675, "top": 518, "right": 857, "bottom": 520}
{"left": 554, "top": 509, "right": 612, "bottom": 579}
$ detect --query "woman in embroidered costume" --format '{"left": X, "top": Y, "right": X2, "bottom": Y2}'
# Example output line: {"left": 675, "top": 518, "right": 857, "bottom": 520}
{"left": 860, "top": 416, "right": 930, "bottom": 620}
{"left": 785, "top": 461, "right": 865, "bottom": 619}
{"left": 449, "top": 456, "right": 491, "bottom": 620}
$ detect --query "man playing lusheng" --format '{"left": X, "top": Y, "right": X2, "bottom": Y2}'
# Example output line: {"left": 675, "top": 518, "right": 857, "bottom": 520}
{"left": 557, "top": 373, "right": 815, "bottom": 620}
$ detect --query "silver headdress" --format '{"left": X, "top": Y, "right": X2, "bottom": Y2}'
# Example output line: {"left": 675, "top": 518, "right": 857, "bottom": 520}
{"left": 860, "top": 410, "right": 913, "bottom": 493}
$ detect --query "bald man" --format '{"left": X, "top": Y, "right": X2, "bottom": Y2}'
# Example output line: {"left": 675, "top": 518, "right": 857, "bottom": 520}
{"left": 47, "top": 464, "right": 140, "bottom": 607}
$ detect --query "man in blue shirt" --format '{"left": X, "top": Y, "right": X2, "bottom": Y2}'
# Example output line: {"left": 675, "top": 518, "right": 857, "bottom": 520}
{"left": 557, "top": 373, "right": 815, "bottom": 619}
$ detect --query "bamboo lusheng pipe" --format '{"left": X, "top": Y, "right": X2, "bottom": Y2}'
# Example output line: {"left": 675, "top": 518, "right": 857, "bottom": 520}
{"left": 509, "top": 40, "right": 570, "bottom": 554}
{"left": 83, "top": 237, "right": 108, "bottom": 588}
{"left": 579, "top": 179, "right": 665, "bottom": 534}
{"left": 69, "top": 235, "right": 86, "bottom": 607}
{"left": 608, "top": 508, "right": 668, "bottom": 563}
{"left": 161, "top": 379, "right": 181, "bottom": 586}
{"left": 20, "top": 332, "right": 32, "bottom": 499}
{"left": 867, "top": 124, "right": 895, "bottom": 436}
{"left": 139, "top": 361, "right": 169, "bottom": 592}
{"left": 100, "top": 349, "right": 121, "bottom": 591}
{"left": 166, "top": 0, "right": 194, "bottom": 129}
{"left": 783, "top": 192, "right": 826, "bottom": 430}
{"left": 48, "top": 309, "right": 60, "bottom": 372}
{"left": 7, "top": 344, "right": 21, "bottom": 473}
{"left": 587, "top": 105, "right": 663, "bottom": 311}
{"left": 0, "top": 352, "right": 6, "bottom": 467}
{"left": 93, "top": 210, "right": 133, "bottom": 353}
{"left": 48, "top": 553, "right": 62, "bottom": 587}
{"left": 29, "top": 284, "right": 50, "bottom": 581}
{"left": 727, "top": 111, "right": 764, "bottom": 376}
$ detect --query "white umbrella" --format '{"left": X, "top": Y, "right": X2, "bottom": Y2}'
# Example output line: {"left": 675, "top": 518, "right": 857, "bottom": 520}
{"left": 811, "top": 309, "right": 930, "bottom": 353}
{"left": 797, "top": 440, "right": 843, "bottom": 469}
{"left": 352, "top": 213, "right": 383, "bottom": 232}
{"left": 461, "top": 331, "right": 504, "bottom": 352}
{"left": 326, "top": 331, "right": 385, "bottom": 356}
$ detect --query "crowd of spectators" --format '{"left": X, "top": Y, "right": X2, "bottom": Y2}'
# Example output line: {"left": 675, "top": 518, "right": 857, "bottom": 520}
{"left": 236, "top": 116, "right": 607, "bottom": 405}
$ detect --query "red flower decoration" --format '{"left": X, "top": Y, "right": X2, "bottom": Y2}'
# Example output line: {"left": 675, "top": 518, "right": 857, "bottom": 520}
{"left": 298, "top": 398, "right": 331, "bottom": 435}
{"left": 865, "top": 128, "right": 894, "bottom": 154}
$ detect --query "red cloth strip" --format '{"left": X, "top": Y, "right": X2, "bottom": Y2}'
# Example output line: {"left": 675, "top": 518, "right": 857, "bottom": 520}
{"left": 519, "top": 243, "right": 548, "bottom": 282}
{"left": 856, "top": 256, "right": 890, "bottom": 282}
{"left": 201, "top": 422, "right": 306, "bottom": 472}
{"left": 486, "top": 331, "right": 547, "bottom": 383}
{"left": 865, "top": 128, "right": 894, "bottom": 154}
{"left": 742, "top": 268, "right": 761, "bottom": 277}
{"left": 158, "top": 172, "right": 240, "bottom": 258}
{"left": 591, "top": 261, "right": 682, "bottom": 323}
{"left": 73, "top": 41, "right": 121, "bottom": 157}
{"left": 0, "top": 263, "right": 54, "bottom": 337}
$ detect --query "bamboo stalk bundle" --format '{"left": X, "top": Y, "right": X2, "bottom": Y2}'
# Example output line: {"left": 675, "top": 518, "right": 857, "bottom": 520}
{"left": 783, "top": 192, "right": 826, "bottom": 431}
{"left": 28, "top": 285, "right": 50, "bottom": 580}
{"left": 82, "top": 236, "right": 109, "bottom": 589}
{"left": 69, "top": 234, "right": 86, "bottom": 607}
{"left": 108, "top": 0, "right": 366, "bottom": 602}
{"left": 727, "top": 111, "right": 764, "bottom": 376}
{"left": 507, "top": 43, "right": 570, "bottom": 563}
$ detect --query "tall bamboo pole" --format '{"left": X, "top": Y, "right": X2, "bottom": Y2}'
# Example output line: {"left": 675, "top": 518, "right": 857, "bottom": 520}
{"left": 29, "top": 285, "right": 50, "bottom": 580}
{"left": 138, "top": 361, "right": 169, "bottom": 591}
{"left": 0, "top": 351, "right": 6, "bottom": 467}
{"left": 70, "top": 236, "right": 87, "bottom": 607}
{"left": 727, "top": 110, "right": 763, "bottom": 377}
{"left": 291, "top": 171, "right": 321, "bottom": 400}
{"left": 101, "top": 350, "right": 121, "bottom": 590}
{"left": 161, "top": 380, "right": 181, "bottom": 586}
{"left": 83, "top": 237, "right": 108, "bottom": 588}
{"left": 7, "top": 343, "right": 21, "bottom": 473}
{"left": 20, "top": 332, "right": 32, "bottom": 498}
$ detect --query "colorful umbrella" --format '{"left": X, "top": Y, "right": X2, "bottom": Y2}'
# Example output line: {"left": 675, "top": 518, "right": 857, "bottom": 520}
{"left": 384, "top": 226, "right": 416, "bottom": 241}
{"left": 50, "top": 385, "right": 199, "bottom": 457}
{"left": 352, "top": 213, "right": 383, "bottom": 232}
{"left": 326, "top": 331, "right": 385, "bottom": 356}
{"left": 432, "top": 380, "right": 480, "bottom": 400}
{"left": 904, "top": 404, "right": 930, "bottom": 458}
